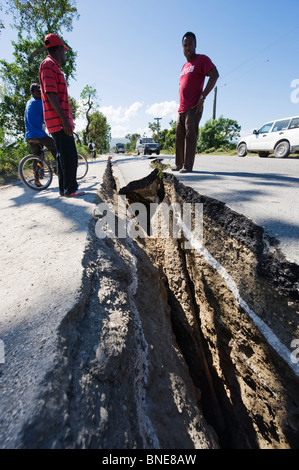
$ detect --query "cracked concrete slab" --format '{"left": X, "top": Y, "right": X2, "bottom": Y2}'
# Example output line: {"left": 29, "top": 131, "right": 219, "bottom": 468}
{"left": 0, "top": 157, "right": 109, "bottom": 448}
{"left": 1, "top": 152, "right": 298, "bottom": 449}
{"left": 111, "top": 153, "right": 299, "bottom": 264}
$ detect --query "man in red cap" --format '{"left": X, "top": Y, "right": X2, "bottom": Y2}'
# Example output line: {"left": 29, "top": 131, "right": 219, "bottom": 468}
{"left": 39, "top": 33, "right": 85, "bottom": 197}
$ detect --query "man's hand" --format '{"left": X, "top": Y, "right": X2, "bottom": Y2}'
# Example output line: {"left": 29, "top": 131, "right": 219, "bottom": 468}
{"left": 62, "top": 117, "right": 73, "bottom": 136}
{"left": 195, "top": 97, "right": 205, "bottom": 114}
{"left": 195, "top": 67, "right": 219, "bottom": 114}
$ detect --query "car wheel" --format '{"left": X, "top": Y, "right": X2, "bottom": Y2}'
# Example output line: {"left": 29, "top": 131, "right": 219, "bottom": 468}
{"left": 156, "top": 151, "right": 160, "bottom": 155}
{"left": 274, "top": 141, "right": 290, "bottom": 158}
{"left": 237, "top": 143, "right": 247, "bottom": 157}
{"left": 258, "top": 152, "right": 269, "bottom": 158}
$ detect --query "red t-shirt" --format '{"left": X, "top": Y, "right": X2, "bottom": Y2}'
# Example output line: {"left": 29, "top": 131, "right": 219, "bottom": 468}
{"left": 178, "top": 54, "right": 215, "bottom": 113}
{"left": 39, "top": 55, "right": 74, "bottom": 134}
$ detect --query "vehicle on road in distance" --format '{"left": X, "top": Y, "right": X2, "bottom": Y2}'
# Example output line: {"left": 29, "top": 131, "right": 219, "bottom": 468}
{"left": 237, "top": 116, "right": 299, "bottom": 158}
{"left": 115, "top": 143, "right": 125, "bottom": 154}
{"left": 136, "top": 138, "right": 160, "bottom": 156}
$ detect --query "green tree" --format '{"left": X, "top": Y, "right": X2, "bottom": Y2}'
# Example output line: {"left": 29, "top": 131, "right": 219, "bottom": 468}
{"left": 164, "top": 123, "right": 176, "bottom": 153}
{"left": 0, "top": 0, "right": 78, "bottom": 137}
{"left": 148, "top": 121, "right": 169, "bottom": 150}
{"left": 125, "top": 133, "right": 141, "bottom": 153}
{"left": 148, "top": 121, "right": 159, "bottom": 139}
{"left": 5, "top": 0, "right": 79, "bottom": 36}
{"left": 80, "top": 85, "right": 99, "bottom": 145}
{"left": 197, "top": 116, "right": 241, "bottom": 152}
{"left": 89, "top": 110, "right": 111, "bottom": 153}
{"left": 0, "top": 125, "right": 27, "bottom": 175}
{"left": 68, "top": 95, "right": 81, "bottom": 143}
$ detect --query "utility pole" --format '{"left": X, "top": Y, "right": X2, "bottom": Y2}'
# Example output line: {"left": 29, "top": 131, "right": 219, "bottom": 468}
{"left": 154, "top": 117, "right": 162, "bottom": 142}
{"left": 212, "top": 86, "right": 217, "bottom": 120}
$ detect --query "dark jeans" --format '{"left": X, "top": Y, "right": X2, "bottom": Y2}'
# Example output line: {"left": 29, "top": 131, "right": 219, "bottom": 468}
{"left": 27, "top": 135, "right": 57, "bottom": 159}
{"left": 51, "top": 130, "right": 78, "bottom": 196}
{"left": 175, "top": 107, "right": 203, "bottom": 171}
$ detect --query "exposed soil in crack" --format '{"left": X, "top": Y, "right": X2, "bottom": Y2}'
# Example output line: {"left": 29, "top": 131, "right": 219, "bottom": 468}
{"left": 17, "top": 159, "right": 299, "bottom": 449}
{"left": 116, "top": 164, "right": 299, "bottom": 449}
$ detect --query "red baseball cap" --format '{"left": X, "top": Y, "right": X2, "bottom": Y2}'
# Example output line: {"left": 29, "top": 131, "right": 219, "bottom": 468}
{"left": 44, "top": 33, "right": 69, "bottom": 50}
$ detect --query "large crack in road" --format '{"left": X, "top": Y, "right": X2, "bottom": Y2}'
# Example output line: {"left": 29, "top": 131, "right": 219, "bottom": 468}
{"left": 16, "top": 159, "right": 299, "bottom": 449}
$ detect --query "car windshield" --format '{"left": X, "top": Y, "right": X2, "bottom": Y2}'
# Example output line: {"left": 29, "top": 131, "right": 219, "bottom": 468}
{"left": 143, "top": 138, "right": 155, "bottom": 143}
{"left": 258, "top": 123, "right": 273, "bottom": 133}
{"left": 271, "top": 119, "right": 291, "bottom": 132}
{"left": 289, "top": 117, "right": 299, "bottom": 129}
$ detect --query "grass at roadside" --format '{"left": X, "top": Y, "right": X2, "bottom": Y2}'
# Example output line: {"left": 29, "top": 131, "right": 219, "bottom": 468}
{"left": 0, "top": 172, "right": 19, "bottom": 186}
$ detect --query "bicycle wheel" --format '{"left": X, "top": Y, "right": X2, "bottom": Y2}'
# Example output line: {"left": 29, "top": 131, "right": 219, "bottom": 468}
{"left": 18, "top": 154, "right": 53, "bottom": 191}
{"left": 44, "top": 151, "right": 58, "bottom": 176}
{"left": 77, "top": 153, "right": 88, "bottom": 179}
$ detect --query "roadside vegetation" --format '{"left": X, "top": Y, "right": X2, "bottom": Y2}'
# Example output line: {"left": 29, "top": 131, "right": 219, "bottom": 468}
{"left": 0, "top": 1, "right": 110, "bottom": 182}
{"left": 124, "top": 115, "right": 241, "bottom": 156}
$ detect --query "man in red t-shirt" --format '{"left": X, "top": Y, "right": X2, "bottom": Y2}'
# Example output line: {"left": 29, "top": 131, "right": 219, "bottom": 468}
{"left": 39, "top": 33, "right": 85, "bottom": 197}
{"left": 174, "top": 32, "right": 219, "bottom": 173}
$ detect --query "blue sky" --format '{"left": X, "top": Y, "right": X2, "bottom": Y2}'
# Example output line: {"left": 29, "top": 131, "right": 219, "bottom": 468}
{"left": 1, "top": 0, "right": 299, "bottom": 139}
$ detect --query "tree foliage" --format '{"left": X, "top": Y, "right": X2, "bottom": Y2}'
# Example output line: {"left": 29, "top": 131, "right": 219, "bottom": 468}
{"left": 164, "top": 123, "right": 176, "bottom": 152}
{"left": 125, "top": 133, "right": 140, "bottom": 152}
{"left": 148, "top": 120, "right": 169, "bottom": 150}
{"left": 89, "top": 111, "right": 111, "bottom": 152}
{"left": 197, "top": 116, "right": 241, "bottom": 152}
{"left": 147, "top": 120, "right": 177, "bottom": 153}
{"left": 80, "top": 85, "right": 99, "bottom": 145}
{"left": 0, "top": 0, "right": 78, "bottom": 137}
{"left": 5, "top": 0, "right": 79, "bottom": 36}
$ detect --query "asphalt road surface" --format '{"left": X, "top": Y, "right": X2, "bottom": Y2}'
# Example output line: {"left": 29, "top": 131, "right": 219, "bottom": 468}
{"left": 112, "top": 153, "right": 299, "bottom": 264}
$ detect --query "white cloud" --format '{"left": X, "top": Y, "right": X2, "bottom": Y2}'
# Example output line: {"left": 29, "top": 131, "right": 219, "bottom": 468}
{"left": 110, "top": 125, "right": 129, "bottom": 139}
{"left": 74, "top": 114, "right": 87, "bottom": 132}
{"left": 81, "top": 100, "right": 178, "bottom": 138}
{"left": 101, "top": 101, "right": 144, "bottom": 123}
{"left": 146, "top": 100, "right": 178, "bottom": 121}
{"left": 110, "top": 124, "right": 151, "bottom": 139}
{"left": 136, "top": 126, "right": 153, "bottom": 138}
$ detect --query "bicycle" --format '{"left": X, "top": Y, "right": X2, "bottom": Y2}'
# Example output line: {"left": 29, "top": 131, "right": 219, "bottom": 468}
{"left": 88, "top": 143, "right": 96, "bottom": 159}
{"left": 18, "top": 144, "right": 88, "bottom": 191}
{"left": 89, "top": 149, "right": 96, "bottom": 159}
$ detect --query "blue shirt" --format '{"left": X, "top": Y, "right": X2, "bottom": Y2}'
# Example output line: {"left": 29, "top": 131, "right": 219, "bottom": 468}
{"left": 24, "top": 97, "right": 48, "bottom": 139}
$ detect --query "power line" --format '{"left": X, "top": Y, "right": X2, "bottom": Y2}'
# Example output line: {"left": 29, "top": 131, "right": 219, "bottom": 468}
{"left": 219, "top": 58, "right": 270, "bottom": 88}
{"left": 219, "top": 26, "right": 299, "bottom": 84}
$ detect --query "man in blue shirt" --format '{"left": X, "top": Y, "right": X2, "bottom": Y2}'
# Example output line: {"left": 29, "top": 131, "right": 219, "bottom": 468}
{"left": 25, "top": 83, "right": 57, "bottom": 186}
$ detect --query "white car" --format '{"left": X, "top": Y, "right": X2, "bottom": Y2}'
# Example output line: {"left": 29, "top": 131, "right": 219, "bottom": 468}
{"left": 237, "top": 116, "right": 299, "bottom": 158}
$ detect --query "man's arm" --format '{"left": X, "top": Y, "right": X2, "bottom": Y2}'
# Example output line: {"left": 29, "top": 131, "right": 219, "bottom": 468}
{"left": 196, "top": 67, "right": 219, "bottom": 114}
{"left": 46, "top": 92, "right": 73, "bottom": 136}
